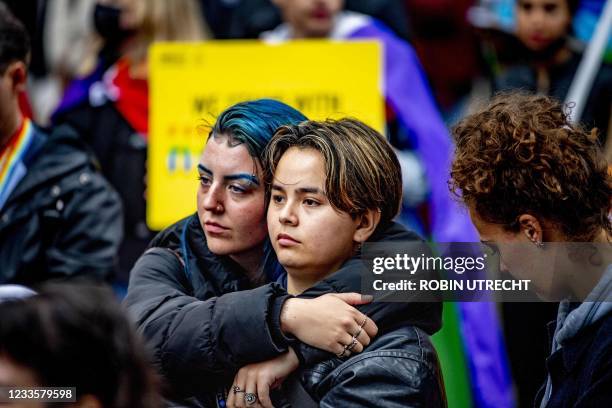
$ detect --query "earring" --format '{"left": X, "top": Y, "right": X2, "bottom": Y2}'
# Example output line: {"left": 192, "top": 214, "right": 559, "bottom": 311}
{"left": 525, "top": 229, "right": 544, "bottom": 249}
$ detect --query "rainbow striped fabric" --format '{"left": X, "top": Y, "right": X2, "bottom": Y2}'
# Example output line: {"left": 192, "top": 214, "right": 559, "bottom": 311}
{"left": 0, "top": 118, "right": 34, "bottom": 210}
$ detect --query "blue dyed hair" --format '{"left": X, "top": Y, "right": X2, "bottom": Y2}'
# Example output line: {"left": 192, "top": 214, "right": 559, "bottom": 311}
{"left": 210, "top": 99, "right": 307, "bottom": 162}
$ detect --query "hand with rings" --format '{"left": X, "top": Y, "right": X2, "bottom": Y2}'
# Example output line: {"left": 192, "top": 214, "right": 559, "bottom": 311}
{"left": 280, "top": 293, "right": 378, "bottom": 358}
{"left": 226, "top": 349, "right": 300, "bottom": 408}
{"left": 337, "top": 316, "right": 369, "bottom": 358}
{"left": 230, "top": 385, "right": 258, "bottom": 407}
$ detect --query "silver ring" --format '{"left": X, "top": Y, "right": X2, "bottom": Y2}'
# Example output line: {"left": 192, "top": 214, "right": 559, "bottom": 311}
{"left": 337, "top": 347, "right": 349, "bottom": 358}
{"left": 244, "top": 392, "right": 258, "bottom": 405}
{"left": 353, "top": 326, "right": 363, "bottom": 338}
{"left": 346, "top": 337, "right": 358, "bottom": 351}
{"left": 233, "top": 385, "right": 244, "bottom": 394}
{"left": 359, "top": 316, "right": 368, "bottom": 328}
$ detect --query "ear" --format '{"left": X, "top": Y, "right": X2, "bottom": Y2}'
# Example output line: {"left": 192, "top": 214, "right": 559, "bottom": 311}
{"left": 353, "top": 209, "right": 381, "bottom": 243}
{"left": 518, "top": 214, "right": 543, "bottom": 244}
{"left": 6, "top": 61, "right": 27, "bottom": 93}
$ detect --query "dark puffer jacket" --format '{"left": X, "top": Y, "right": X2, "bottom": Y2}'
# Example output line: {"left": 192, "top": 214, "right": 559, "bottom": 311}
{"left": 125, "top": 213, "right": 443, "bottom": 407}
{"left": 0, "top": 124, "right": 123, "bottom": 285}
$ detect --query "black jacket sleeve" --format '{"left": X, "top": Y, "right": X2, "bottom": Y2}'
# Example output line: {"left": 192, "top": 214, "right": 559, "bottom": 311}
{"left": 124, "top": 248, "right": 292, "bottom": 394}
{"left": 45, "top": 167, "right": 123, "bottom": 281}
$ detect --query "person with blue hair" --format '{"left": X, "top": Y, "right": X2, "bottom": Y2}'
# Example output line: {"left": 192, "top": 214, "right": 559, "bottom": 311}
{"left": 125, "top": 99, "right": 441, "bottom": 407}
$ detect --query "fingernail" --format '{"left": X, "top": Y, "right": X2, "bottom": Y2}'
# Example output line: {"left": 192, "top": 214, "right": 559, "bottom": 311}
{"left": 361, "top": 295, "right": 373, "bottom": 302}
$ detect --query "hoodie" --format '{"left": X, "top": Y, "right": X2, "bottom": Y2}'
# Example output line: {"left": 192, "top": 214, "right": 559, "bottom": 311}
{"left": 540, "top": 265, "right": 612, "bottom": 407}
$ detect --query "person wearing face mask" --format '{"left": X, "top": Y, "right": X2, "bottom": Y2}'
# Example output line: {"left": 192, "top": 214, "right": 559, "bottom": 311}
{"left": 52, "top": 0, "right": 209, "bottom": 284}
{"left": 494, "top": 0, "right": 612, "bottom": 145}
{"left": 0, "top": 4, "right": 122, "bottom": 285}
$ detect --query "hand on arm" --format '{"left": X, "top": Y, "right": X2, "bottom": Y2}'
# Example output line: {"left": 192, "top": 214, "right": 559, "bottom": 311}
{"left": 280, "top": 293, "right": 378, "bottom": 357}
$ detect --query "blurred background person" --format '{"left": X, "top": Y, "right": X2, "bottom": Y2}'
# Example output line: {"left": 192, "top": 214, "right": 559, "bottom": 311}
{"left": 197, "top": 0, "right": 411, "bottom": 40}
{"left": 51, "top": 0, "right": 209, "bottom": 287}
{"left": 402, "top": 0, "right": 483, "bottom": 121}
{"left": 262, "top": 0, "right": 473, "bottom": 244}
{"left": 493, "top": 0, "right": 612, "bottom": 145}
{"left": 0, "top": 3, "right": 122, "bottom": 286}
{"left": 31, "top": 0, "right": 97, "bottom": 126}
{"left": 0, "top": 284, "right": 161, "bottom": 408}
{"left": 0, "top": 1, "right": 98, "bottom": 125}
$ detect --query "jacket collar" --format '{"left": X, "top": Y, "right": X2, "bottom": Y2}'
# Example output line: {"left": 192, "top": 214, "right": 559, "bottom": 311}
{"left": 6, "top": 124, "right": 92, "bottom": 205}
{"left": 183, "top": 214, "right": 252, "bottom": 294}
{"left": 546, "top": 318, "right": 599, "bottom": 374}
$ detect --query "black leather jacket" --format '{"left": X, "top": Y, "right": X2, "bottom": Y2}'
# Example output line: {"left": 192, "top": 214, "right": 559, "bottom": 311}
{"left": 284, "top": 325, "right": 446, "bottom": 408}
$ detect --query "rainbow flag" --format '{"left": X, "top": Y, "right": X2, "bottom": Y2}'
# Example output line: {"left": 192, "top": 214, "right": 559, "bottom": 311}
{"left": 0, "top": 118, "right": 34, "bottom": 210}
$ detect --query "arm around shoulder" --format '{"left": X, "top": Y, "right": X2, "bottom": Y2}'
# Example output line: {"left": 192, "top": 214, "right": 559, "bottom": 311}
{"left": 124, "top": 248, "right": 294, "bottom": 395}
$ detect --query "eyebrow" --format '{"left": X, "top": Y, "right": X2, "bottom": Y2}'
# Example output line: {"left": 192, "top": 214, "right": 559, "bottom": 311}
{"left": 198, "top": 164, "right": 260, "bottom": 185}
{"left": 271, "top": 184, "right": 324, "bottom": 195}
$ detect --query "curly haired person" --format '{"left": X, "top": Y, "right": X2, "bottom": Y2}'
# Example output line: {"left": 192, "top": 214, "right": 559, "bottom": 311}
{"left": 451, "top": 92, "right": 612, "bottom": 407}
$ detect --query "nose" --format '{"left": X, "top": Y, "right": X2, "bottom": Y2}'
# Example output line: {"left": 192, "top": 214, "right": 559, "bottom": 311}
{"left": 278, "top": 200, "right": 298, "bottom": 226}
{"left": 202, "top": 183, "right": 224, "bottom": 213}
{"left": 531, "top": 9, "right": 546, "bottom": 28}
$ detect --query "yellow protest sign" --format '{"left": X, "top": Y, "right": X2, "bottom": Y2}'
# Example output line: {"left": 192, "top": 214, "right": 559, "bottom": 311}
{"left": 148, "top": 40, "right": 384, "bottom": 230}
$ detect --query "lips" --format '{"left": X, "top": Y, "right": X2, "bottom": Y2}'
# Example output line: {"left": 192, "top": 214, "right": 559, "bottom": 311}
{"left": 311, "top": 7, "right": 330, "bottom": 19}
{"left": 277, "top": 233, "right": 301, "bottom": 247}
{"left": 528, "top": 34, "right": 549, "bottom": 46}
{"left": 204, "top": 221, "right": 229, "bottom": 234}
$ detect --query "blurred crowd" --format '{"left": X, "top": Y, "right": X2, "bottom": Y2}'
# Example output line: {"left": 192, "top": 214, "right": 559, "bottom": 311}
{"left": 0, "top": 1, "right": 610, "bottom": 407}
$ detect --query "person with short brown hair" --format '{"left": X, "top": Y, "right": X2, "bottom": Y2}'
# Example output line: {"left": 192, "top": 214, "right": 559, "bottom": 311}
{"left": 266, "top": 118, "right": 402, "bottom": 235}
{"left": 228, "top": 118, "right": 446, "bottom": 408}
